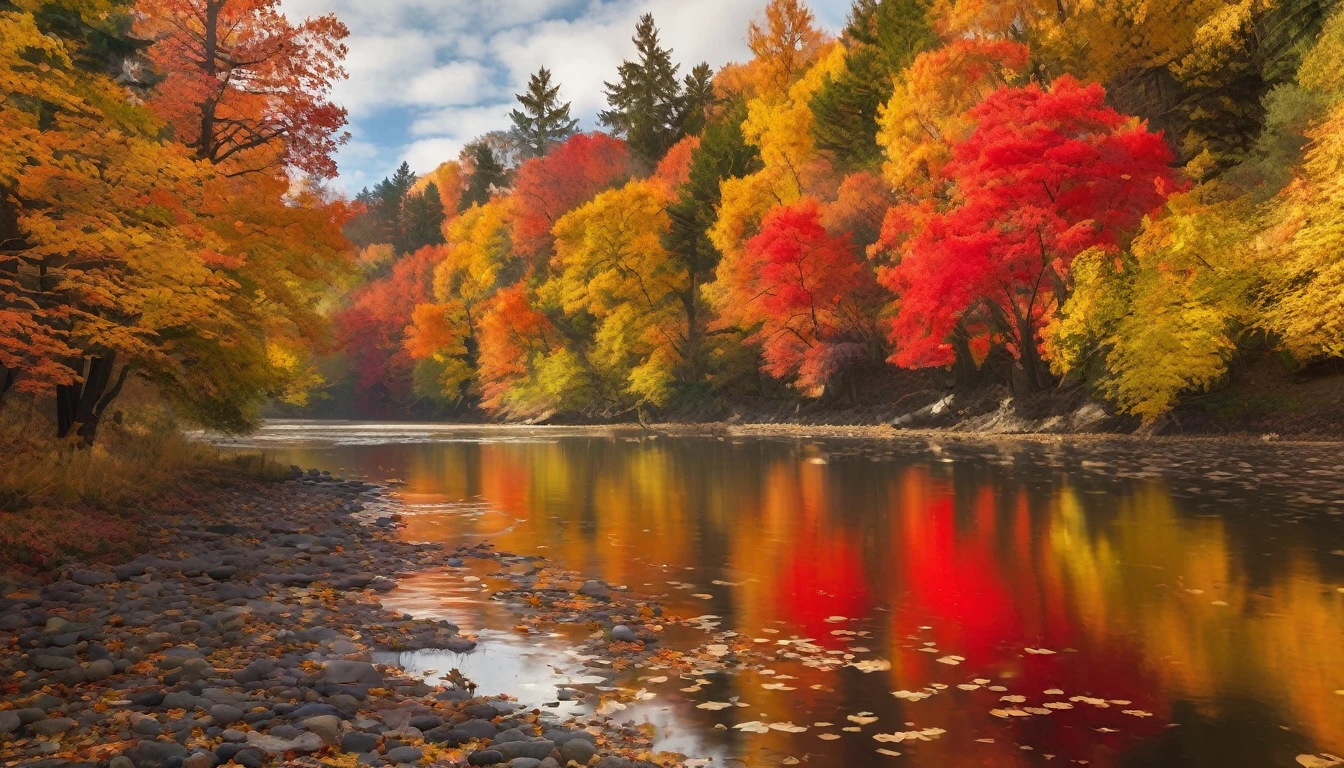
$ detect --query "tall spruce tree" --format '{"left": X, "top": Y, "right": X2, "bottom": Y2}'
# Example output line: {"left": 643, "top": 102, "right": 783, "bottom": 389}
{"left": 678, "top": 62, "right": 718, "bottom": 138}
{"left": 460, "top": 140, "right": 509, "bottom": 211}
{"left": 600, "top": 14, "right": 684, "bottom": 163}
{"left": 811, "top": 0, "right": 937, "bottom": 170}
{"left": 397, "top": 183, "right": 447, "bottom": 254}
{"left": 664, "top": 103, "right": 762, "bottom": 382}
{"left": 511, "top": 67, "right": 580, "bottom": 159}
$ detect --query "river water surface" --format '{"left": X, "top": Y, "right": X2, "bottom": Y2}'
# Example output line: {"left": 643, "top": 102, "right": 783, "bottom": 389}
{"left": 220, "top": 421, "right": 1344, "bottom": 768}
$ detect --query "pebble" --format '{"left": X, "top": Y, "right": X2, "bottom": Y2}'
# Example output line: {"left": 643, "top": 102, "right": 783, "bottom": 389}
{"left": 0, "top": 473, "right": 660, "bottom": 768}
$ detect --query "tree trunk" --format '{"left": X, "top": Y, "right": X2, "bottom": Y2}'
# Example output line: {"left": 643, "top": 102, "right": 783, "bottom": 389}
{"left": 55, "top": 353, "right": 131, "bottom": 445}
{"left": 1015, "top": 315, "right": 1050, "bottom": 392}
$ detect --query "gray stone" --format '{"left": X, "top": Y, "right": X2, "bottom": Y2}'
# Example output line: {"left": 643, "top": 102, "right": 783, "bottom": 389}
{"left": 302, "top": 714, "right": 342, "bottom": 745}
{"left": 33, "top": 655, "right": 77, "bottom": 671}
{"left": 495, "top": 740, "right": 555, "bottom": 761}
{"left": 182, "top": 753, "right": 214, "bottom": 768}
{"left": 0, "top": 711, "right": 19, "bottom": 735}
{"left": 221, "top": 729, "right": 248, "bottom": 743}
{"left": 245, "top": 730, "right": 325, "bottom": 755}
{"left": 161, "top": 691, "right": 199, "bottom": 710}
{"left": 385, "top": 745, "right": 423, "bottom": 763}
{"left": 510, "top": 759, "right": 542, "bottom": 768}
{"left": 322, "top": 660, "right": 383, "bottom": 685}
{"left": 596, "top": 758, "right": 633, "bottom": 768}
{"left": 340, "top": 731, "right": 380, "bottom": 753}
{"left": 493, "top": 727, "right": 527, "bottom": 743}
{"left": 560, "top": 738, "right": 596, "bottom": 765}
{"left": 31, "top": 717, "right": 76, "bottom": 737}
{"left": 131, "top": 716, "right": 163, "bottom": 736}
{"left": 109, "top": 757, "right": 134, "bottom": 768}
{"left": 467, "top": 751, "right": 505, "bottom": 767}
{"left": 610, "top": 625, "right": 638, "bottom": 643}
{"left": 126, "top": 739, "right": 188, "bottom": 768}
{"left": 85, "top": 658, "right": 115, "bottom": 681}
{"left": 577, "top": 580, "right": 610, "bottom": 600}
{"left": 209, "top": 704, "right": 245, "bottom": 725}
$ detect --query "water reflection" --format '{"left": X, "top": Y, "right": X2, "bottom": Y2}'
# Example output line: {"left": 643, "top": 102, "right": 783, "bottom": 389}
{"left": 230, "top": 423, "right": 1344, "bottom": 768}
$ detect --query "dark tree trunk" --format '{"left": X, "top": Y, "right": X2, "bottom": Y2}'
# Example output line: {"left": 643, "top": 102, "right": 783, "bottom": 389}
{"left": 55, "top": 353, "right": 131, "bottom": 445}
{"left": 1015, "top": 314, "right": 1050, "bottom": 392}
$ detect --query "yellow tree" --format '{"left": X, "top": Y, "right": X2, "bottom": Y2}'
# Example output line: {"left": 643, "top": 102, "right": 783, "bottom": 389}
{"left": 875, "top": 39, "right": 1030, "bottom": 195}
{"left": 1046, "top": 191, "right": 1260, "bottom": 422}
{"left": 405, "top": 198, "right": 519, "bottom": 402}
{"left": 1259, "top": 8, "right": 1344, "bottom": 361}
{"left": 1, "top": 5, "right": 268, "bottom": 441}
{"left": 545, "top": 180, "right": 687, "bottom": 406}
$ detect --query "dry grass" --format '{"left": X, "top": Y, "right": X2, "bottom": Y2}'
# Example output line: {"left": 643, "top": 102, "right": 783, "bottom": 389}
{"left": 0, "top": 391, "right": 283, "bottom": 580}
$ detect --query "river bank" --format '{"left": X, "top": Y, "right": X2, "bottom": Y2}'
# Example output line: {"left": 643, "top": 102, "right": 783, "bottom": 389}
{"left": 0, "top": 471, "right": 678, "bottom": 768}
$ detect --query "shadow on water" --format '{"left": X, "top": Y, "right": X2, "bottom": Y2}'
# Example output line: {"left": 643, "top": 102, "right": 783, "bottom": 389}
{"left": 218, "top": 421, "right": 1344, "bottom": 768}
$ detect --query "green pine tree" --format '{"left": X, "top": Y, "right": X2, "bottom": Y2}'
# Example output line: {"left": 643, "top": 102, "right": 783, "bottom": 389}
{"left": 664, "top": 103, "right": 762, "bottom": 382}
{"left": 510, "top": 67, "right": 580, "bottom": 159}
{"left": 459, "top": 141, "right": 509, "bottom": 211}
{"left": 677, "top": 62, "right": 718, "bottom": 139}
{"left": 600, "top": 14, "right": 685, "bottom": 163}
{"left": 811, "top": 0, "right": 937, "bottom": 170}
{"left": 397, "top": 182, "right": 447, "bottom": 254}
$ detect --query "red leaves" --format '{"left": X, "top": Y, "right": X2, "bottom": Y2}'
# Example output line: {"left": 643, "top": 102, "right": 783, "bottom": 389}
{"left": 510, "top": 133, "right": 631, "bottom": 264}
{"left": 883, "top": 77, "right": 1178, "bottom": 376}
{"left": 731, "top": 200, "right": 882, "bottom": 390}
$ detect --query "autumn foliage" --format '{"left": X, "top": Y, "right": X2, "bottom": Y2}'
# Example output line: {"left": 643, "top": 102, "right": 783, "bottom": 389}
{"left": 10, "top": 0, "right": 1341, "bottom": 433}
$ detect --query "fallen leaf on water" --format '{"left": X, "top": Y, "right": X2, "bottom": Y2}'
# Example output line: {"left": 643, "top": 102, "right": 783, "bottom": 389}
{"left": 692, "top": 594, "right": 713, "bottom": 600}
{"left": 936, "top": 655, "right": 965, "bottom": 665}
{"left": 990, "top": 709, "right": 1031, "bottom": 718}
{"left": 892, "top": 690, "right": 931, "bottom": 701}
{"left": 697, "top": 701, "right": 733, "bottom": 711}
{"left": 1024, "top": 647, "right": 1056, "bottom": 655}
{"left": 1000, "top": 695, "right": 1026, "bottom": 703}
{"left": 957, "top": 684, "right": 981, "bottom": 691}
{"left": 849, "top": 659, "right": 891, "bottom": 673}
{"left": 770, "top": 722, "right": 808, "bottom": 733}
{"left": 782, "top": 758, "right": 800, "bottom": 765}
{"left": 733, "top": 721, "right": 770, "bottom": 734}
{"left": 762, "top": 683, "right": 796, "bottom": 691}
{"left": 1122, "top": 710, "right": 1153, "bottom": 718}
{"left": 877, "top": 749, "right": 902, "bottom": 757}
{"left": 1044, "top": 688, "right": 1064, "bottom": 695}
{"left": 1043, "top": 702, "right": 1074, "bottom": 710}
{"left": 818, "top": 734, "right": 840, "bottom": 741}
{"left": 1296, "top": 755, "right": 1343, "bottom": 768}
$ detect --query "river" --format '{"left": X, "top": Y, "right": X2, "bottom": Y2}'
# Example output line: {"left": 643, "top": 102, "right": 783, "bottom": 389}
{"left": 218, "top": 421, "right": 1344, "bottom": 768}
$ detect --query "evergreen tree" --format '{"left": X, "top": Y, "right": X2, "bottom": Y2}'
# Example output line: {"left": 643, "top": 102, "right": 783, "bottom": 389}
{"left": 510, "top": 67, "right": 580, "bottom": 159}
{"left": 345, "top": 162, "right": 416, "bottom": 249}
{"left": 397, "top": 182, "right": 447, "bottom": 254}
{"left": 678, "top": 62, "right": 718, "bottom": 138}
{"left": 664, "top": 104, "right": 762, "bottom": 381}
{"left": 460, "top": 140, "right": 509, "bottom": 211}
{"left": 811, "top": 0, "right": 937, "bottom": 170}
{"left": 600, "top": 14, "right": 684, "bottom": 163}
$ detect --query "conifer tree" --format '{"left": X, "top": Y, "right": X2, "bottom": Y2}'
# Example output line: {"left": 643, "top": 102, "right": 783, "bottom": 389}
{"left": 510, "top": 67, "right": 580, "bottom": 159}
{"left": 600, "top": 14, "right": 684, "bottom": 163}
{"left": 460, "top": 141, "right": 509, "bottom": 211}
{"left": 678, "top": 62, "right": 718, "bottom": 138}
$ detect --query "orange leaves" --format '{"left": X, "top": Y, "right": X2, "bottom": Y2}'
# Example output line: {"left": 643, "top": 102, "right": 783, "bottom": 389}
{"left": 136, "top": 0, "right": 349, "bottom": 178}
{"left": 510, "top": 133, "right": 631, "bottom": 265}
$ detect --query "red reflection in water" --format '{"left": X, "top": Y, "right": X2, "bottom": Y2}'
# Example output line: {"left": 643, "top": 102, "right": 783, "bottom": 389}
{"left": 777, "top": 531, "right": 870, "bottom": 647}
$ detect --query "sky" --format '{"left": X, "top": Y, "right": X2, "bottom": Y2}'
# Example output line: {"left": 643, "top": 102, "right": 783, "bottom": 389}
{"left": 278, "top": 0, "right": 850, "bottom": 194}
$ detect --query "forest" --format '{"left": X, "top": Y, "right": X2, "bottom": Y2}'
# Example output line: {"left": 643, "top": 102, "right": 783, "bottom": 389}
{"left": 4, "top": 0, "right": 1344, "bottom": 440}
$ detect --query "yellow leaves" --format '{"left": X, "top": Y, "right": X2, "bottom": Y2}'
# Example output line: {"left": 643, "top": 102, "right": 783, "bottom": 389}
{"left": 742, "top": 42, "right": 844, "bottom": 182}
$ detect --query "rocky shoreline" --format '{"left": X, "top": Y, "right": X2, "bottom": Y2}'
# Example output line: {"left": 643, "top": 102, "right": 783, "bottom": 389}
{"left": 0, "top": 470, "right": 673, "bottom": 768}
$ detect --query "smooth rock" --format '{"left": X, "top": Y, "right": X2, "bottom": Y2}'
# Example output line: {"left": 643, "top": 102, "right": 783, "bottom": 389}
{"left": 31, "top": 717, "right": 76, "bottom": 737}
{"left": 611, "top": 625, "right": 638, "bottom": 643}
{"left": 577, "top": 580, "right": 610, "bottom": 600}
{"left": 510, "top": 759, "right": 542, "bottom": 768}
{"left": 340, "top": 731, "right": 380, "bottom": 753}
{"left": 302, "top": 714, "right": 342, "bottom": 744}
{"left": 126, "top": 739, "right": 188, "bottom": 768}
{"left": 495, "top": 740, "right": 555, "bottom": 761}
{"left": 0, "top": 711, "right": 20, "bottom": 735}
{"left": 467, "top": 751, "right": 505, "bottom": 767}
{"left": 385, "top": 745, "right": 423, "bottom": 763}
{"left": 560, "top": 738, "right": 597, "bottom": 765}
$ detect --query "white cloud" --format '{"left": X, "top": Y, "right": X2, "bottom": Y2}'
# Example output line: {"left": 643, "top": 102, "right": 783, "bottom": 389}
{"left": 277, "top": 0, "right": 850, "bottom": 186}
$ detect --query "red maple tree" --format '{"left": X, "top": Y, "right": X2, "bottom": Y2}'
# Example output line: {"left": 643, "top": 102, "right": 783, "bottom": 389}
{"left": 882, "top": 77, "right": 1177, "bottom": 387}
